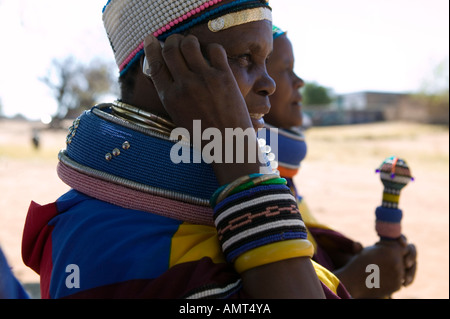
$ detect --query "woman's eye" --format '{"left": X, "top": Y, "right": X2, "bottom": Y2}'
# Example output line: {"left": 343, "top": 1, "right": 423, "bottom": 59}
{"left": 239, "top": 54, "right": 252, "bottom": 62}
{"left": 228, "top": 54, "right": 252, "bottom": 68}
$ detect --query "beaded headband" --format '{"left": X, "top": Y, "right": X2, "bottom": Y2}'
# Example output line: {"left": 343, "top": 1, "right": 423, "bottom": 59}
{"left": 102, "top": 0, "right": 272, "bottom": 77}
{"left": 272, "top": 25, "right": 286, "bottom": 39}
{"left": 208, "top": 7, "right": 272, "bottom": 32}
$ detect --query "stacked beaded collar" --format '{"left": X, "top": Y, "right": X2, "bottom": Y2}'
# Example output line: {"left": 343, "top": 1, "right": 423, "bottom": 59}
{"left": 59, "top": 103, "right": 221, "bottom": 225}
{"left": 102, "top": 0, "right": 272, "bottom": 76}
{"left": 259, "top": 124, "right": 308, "bottom": 178}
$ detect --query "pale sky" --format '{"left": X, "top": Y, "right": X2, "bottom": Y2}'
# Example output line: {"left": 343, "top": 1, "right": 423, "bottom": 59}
{"left": 0, "top": 0, "right": 448, "bottom": 120}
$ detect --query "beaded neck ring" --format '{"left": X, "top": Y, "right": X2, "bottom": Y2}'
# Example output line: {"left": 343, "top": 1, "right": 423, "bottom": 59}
{"left": 102, "top": 0, "right": 272, "bottom": 77}
{"left": 111, "top": 101, "right": 278, "bottom": 173}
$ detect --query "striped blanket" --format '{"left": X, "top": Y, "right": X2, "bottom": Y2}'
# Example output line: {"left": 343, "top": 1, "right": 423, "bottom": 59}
{"left": 21, "top": 106, "right": 350, "bottom": 299}
{"left": 22, "top": 190, "right": 350, "bottom": 299}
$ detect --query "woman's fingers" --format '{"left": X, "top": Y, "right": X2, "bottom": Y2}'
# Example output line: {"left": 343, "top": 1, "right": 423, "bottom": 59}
{"left": 207, "top": 43, "right": 231, "bottom": 71}
{"left": 180, "top": 35, "right": 211, "bottom": 71}
{"left": 143, "top": 34, "right": 173, "bottom": 99}
{"left": 403, "top": 243, "right": 417, "bottom": 268}
{"left": 142, "top": 33, "right": 248, "bottom": 133}
{"left": 161, "top": 34, "right": 194, "bottom": 77}
{"left": 144, "top": 34, "right": 213, "bottom": 98}
{"left": 403, "top": 243, "right": 417, "bottom": 286}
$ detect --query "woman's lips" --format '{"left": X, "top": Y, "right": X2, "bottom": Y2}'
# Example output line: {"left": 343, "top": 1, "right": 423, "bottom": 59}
{"left": 250, "top": 113, "right": 265, "bottom": 129}
{"left": 250, "top": 113, "right": 264, "bottom": 120}
{"left": 293, "top": 101, "right": 302, "bottom": 109}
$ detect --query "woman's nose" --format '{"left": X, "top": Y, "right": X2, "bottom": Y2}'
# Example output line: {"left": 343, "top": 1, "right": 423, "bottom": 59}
{"left": 257, "top": 70, "right": 277, "bottom": 97}
{"left": 294, "top": 73, "right": 304, "bottom": 90}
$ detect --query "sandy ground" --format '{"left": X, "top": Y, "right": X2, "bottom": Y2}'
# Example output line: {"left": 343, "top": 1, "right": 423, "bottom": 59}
{"left": 0, "top": 119, "right": 448, "bottom": 299}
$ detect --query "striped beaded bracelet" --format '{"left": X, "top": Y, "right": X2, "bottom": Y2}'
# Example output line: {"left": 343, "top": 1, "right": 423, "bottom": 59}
{"left": 210, "top": 173, "right": 282, "bottom": 208}
{"left": 212, "top": 182, "right": 310, "bottom": 265}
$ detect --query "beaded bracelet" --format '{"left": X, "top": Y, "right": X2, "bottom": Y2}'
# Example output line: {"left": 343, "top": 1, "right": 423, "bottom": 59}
{"left": 210, "top": 173, "right": 282, "bottom": 208}
{"left": 229, "top": 175, "right": 286, "bottom": 198}
{"left": 213, "top": 183, "right": 309, "bottom": 263}
{"left": 234, "top": 239, "right": 314, "bottom": 274}
{"left": 210, "top": 174, "right": 259, "bottom": 208}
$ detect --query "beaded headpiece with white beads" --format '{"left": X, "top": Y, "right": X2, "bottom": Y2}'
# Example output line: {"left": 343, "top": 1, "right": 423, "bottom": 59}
{"left": 102, "top": 0, "right": 272, "bottom": 77}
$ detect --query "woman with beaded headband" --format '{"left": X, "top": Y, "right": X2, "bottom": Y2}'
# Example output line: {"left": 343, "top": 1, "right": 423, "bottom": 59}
{"left": 22, "top": 0, "right": 350, "bottom": 299}
{"left": 262, "top": 25, "right": 417, "bottom": 298}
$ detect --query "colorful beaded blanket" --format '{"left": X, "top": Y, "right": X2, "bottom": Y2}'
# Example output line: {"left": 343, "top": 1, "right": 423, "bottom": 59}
{"left": 21, "top": 104, "right": 351, "bottom": 299}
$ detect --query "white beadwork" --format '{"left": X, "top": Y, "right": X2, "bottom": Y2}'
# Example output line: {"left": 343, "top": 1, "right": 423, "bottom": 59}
{"left": 103, "top": 0, "right": 271, "bottom": 73}
{"left": 103, "top": 0, "right": 213, "bottom": 70}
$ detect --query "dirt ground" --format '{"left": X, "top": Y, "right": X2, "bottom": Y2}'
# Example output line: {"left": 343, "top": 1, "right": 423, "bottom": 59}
{"left": 0, "top": 119, "right": 448, "bottom": 299}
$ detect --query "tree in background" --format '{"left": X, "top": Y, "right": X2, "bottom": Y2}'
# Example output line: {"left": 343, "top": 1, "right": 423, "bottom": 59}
{"left": 40, "top": 56, "right": 119, "bottom": 128}
{"left": 413, "top": 57, "right": 449, "bottom": 125}
{"left": 301, "top": 82, "right": 333, "bottom": 106}
{"left": 419, "top": 57, "right": 449, "bottom": 96}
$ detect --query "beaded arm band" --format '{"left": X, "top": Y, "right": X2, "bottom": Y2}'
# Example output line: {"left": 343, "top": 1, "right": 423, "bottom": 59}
{"left": 211, "top": 174, "right": 313, "bottom": 272}
{"left": 234, "top": 239, "right": 313, "bottom": 274}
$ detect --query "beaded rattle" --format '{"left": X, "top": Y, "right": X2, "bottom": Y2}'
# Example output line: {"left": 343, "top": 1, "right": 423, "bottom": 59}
{"left": 375, "top": 156, "right": 414, "bottom": 240}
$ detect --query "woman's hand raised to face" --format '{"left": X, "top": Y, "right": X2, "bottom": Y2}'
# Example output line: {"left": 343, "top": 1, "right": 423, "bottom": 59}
{"left": 143, "top": 33, "right": 265, "bottom": 185}
{"left": 143, "top": 34, "right": 253, "bottom": 136}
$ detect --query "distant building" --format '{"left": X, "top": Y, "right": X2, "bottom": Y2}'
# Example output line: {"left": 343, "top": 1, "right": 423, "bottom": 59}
{"left": 304, "top": 90, "right": 449, "bottom": 126}
{"left": 336, "top": 91, "right": 409, "bottom": 112}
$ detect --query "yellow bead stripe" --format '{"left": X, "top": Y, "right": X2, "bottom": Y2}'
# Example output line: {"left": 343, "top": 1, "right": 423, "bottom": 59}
{"left": 234, "top": 239, "right": 314, "bottom": 274}
{"left": 383, "top": 192, "right": 400, "bottom": 204}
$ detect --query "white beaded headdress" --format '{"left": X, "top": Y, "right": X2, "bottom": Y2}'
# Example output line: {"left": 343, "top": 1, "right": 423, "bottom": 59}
{"left": 102, "top": 0, "right": 271, "bottom": 77}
